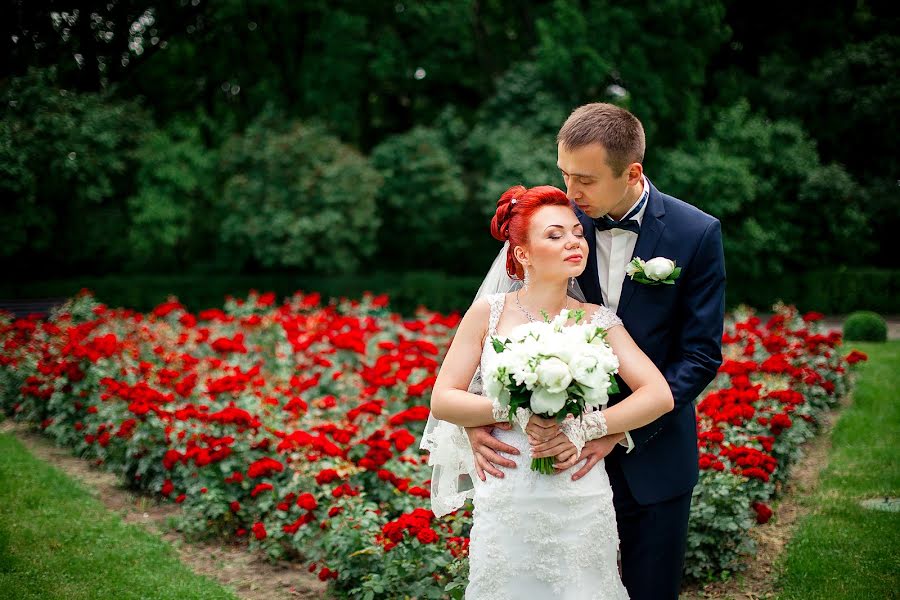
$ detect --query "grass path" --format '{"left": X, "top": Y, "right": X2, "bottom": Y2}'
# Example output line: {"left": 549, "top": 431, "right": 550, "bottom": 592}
{"left": 0, "top": 432, "right": 241, "bottom": 600}
{"left": 775, "top": 341, "right": 900, "bottom": 599}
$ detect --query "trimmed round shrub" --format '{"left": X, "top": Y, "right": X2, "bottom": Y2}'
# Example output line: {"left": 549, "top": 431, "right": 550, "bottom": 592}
{"left": 843, "top": 311, "right": 888, "bottom": 342}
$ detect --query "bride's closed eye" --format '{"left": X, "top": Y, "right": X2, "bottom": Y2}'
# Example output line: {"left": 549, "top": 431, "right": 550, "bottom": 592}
{"left": 549, "top": 231, "right": 584, "bottom": 240}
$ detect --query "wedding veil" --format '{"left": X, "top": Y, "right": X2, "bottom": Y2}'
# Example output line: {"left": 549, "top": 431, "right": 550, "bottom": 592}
{"left": 419, "top": 242, "right": 586, "bottom": 517}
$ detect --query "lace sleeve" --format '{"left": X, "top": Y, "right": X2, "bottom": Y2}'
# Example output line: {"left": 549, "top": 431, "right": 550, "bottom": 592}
{"left": 590, "top": 306, "right": 623, "bottom": 330}
{"left": 560, "top": 411, "right": 608, "bottom": 460}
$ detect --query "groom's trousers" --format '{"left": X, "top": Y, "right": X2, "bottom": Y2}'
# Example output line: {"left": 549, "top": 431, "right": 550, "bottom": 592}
{"left": 606, "top": 459, "right": 693, "bottom": 600}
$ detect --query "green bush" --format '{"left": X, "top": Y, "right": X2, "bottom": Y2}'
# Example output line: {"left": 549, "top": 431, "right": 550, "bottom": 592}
{"left": 656, "top": 100, "right": 870, "bottom": 283}
{"left": 843, "top": 311, "right": 888, "bottom": 342}
{"left": 0, "top": 272, "right": 484, "bottom": 318}
{"left": 217, "top": 110, "right": 382, "bottom": 274}
{"left": 726, "top": 268, "right": 900, "bottom": 315}
{"left": 126, "top": 117, "right": 218, "bottom": 270}
{"left": 369, "top": 127, "right": 469, "bottom": 271}
{"left": 0, "top": 66, "right": 152, "bottom": 274}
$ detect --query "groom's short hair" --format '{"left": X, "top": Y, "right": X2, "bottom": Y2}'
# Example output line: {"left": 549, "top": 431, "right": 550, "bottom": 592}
{"left": 557, "top": 103, "right": 645, "bottom": 177}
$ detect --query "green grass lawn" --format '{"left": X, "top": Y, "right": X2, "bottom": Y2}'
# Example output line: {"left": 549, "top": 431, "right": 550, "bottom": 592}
{"left": 0, "top": 433, "right": 239, "bottom": 600}
{"left": 776, "top": 341, "right": 900, "bottom": 600}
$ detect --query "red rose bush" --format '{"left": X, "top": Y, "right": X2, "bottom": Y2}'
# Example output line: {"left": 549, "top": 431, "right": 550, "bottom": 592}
{"left": 0, "top": 293, "right": 865, "bottom": 595}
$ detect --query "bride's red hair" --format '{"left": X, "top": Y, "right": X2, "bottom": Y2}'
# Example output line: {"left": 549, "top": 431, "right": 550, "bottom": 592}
{"left": 490, "top": 185, "right": 571, "bottom": 280}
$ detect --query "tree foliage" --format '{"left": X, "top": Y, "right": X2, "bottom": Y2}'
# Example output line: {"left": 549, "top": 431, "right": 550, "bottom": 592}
{"left": 656, "top": 101, "right": 869, "bottom": 281}
{"left": 1, "top": 1, "right": 896, "bottom": 301}
{"left": 217, "top": 112, "right": 382, "bottom": 274}
{"left": 0, "top": 67, "right": 151, "bottom": 276}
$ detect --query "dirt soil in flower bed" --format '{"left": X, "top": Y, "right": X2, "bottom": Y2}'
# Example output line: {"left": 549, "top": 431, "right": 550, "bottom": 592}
{"left": 1, "top": 420, "right": 328, "bottom": 600}
{"left": 680, "top": 394, "right": 849, "bottom": 600}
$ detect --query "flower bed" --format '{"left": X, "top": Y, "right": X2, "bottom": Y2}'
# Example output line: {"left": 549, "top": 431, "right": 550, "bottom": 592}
{"left": 0, "top": 291, "right": 865, "bottom": 597}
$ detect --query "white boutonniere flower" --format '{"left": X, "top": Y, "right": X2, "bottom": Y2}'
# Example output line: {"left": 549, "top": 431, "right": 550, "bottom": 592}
{"left": 626, "top": 257, "right": 681, "bottom": 285}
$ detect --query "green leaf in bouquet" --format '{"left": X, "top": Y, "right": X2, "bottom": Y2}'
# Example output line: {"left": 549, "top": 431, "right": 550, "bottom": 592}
{"left": 569, "top": 308, "right": 586, "bottom": 323}
{"left": 540, "top": 309, "right": 550, "bottom": 322}
{"left": 491, "top": 337, "right": 508, "bottom": 353}
{"left": 608, "top": 376, "right": 620, "bottom": 395}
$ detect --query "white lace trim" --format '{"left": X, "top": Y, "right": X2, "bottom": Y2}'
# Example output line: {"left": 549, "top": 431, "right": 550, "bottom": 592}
{"left": 559, "top": 410, "right": 608, "bottom": 460}
{"left": 589, "top": 305, "right": 623, "bottom": 330}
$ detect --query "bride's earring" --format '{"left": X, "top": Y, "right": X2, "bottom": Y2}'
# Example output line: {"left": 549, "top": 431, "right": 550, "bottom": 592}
{"left": 523, "top": 268, "right": 532, "bottom": 290}
{"left": 570, "top": 277, "right": 575, "bottom": 289}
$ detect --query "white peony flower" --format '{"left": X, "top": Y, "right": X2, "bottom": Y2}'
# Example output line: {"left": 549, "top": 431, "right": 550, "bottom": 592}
{"left": 643, "top": 257, "right": 676, "bottom": 281}
{"left": 530, "top": 386, "right": 567, "bottom": 415}
{"left": 534, "top": 356, "right": 573, "bottom": 393}
{"left": 512, "top": 367, "right": 539, "bottom": 390}
{"left": 569, "top": 352, "right": 604, "bottom": 390}
{"left": 484, "top": 368, "right": 510, "bottom": 406}
{"left": 541, "top": 331, "right": 576, "bottom": 363}
{"left": 581, "top": 381, "right": 610, "bottom": 409}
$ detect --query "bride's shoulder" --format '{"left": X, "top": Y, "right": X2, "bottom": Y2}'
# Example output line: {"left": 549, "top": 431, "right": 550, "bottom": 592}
{"left": 467, "top": 296, "right": 492, "bottom": 318}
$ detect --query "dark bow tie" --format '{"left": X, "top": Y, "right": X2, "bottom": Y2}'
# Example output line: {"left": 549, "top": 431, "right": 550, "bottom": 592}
{"left": 592, "top": 193, "right": 647, "bottom": 235}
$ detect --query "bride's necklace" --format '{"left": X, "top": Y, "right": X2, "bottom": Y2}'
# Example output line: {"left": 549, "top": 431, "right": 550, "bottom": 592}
{"left": 515, "top": 288, "right": 569, "bottom": 323}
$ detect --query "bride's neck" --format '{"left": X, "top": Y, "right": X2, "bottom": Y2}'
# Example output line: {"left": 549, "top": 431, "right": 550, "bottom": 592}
{"left": 518, "top": 280, "right": 570, "bottom": 313}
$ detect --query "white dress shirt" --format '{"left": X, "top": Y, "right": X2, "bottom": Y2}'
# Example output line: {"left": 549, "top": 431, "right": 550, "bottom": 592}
{"left": 596, "top": 176, "right": 649, "bottom": 313}
{"left": 595, "top": 176, "right": 649, "bottom": 453}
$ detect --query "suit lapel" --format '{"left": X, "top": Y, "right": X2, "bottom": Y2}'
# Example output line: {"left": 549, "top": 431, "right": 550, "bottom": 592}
{"left": 617, "top": 181, "right": 666, "bottom": 317}
{"left": 575, "top": 206, "right": 604, "bottom": 306}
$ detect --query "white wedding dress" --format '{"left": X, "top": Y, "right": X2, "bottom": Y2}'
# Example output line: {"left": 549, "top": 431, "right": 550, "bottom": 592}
{"left": 466, "top": 293, "right": 630, "bottom": 600}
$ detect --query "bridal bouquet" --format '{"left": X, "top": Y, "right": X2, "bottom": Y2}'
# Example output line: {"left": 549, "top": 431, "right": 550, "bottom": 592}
{"left": 483, "top": 309, "right": 620, "bottom": 474}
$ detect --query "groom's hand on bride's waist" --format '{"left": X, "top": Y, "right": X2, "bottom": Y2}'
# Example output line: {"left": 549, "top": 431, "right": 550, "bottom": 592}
{"left": 465, "top": 424, "right": 519, "bottom": 481}
{"left": 571, "top": 434, "right": 625, "bottom": 481}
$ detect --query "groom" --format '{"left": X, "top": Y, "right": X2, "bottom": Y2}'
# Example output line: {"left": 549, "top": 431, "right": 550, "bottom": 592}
{"left": 467, "top": 102, "right": 725, "bottom": 599}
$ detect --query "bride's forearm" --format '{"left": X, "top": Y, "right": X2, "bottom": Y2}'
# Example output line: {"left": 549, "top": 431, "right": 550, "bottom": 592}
{"left": 601, "top": 383, "right": 673, "bottom": 435}
{"left": 430, "top": 389, "right": 500, "bottom": 428}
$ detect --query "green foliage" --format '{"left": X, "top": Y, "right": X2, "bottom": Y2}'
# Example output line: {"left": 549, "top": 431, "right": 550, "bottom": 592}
{"left": 2, "top": 2, "right": 896, "bottom": 312}
{"left": 843, "top": 311, "right": 888, "bottom": 343}
{"left": 126, "top": 116, "right": 218, "bottom": 270}
{"left": 727, "top": 268, "right": 900, "bottom": 315}
{"left": 369, "top": 127, "right": 470, "bottom": 270}
{"left": 0, "top": 67, "right": 151, "bottom": 273}
{"left": 466, "top": 122, "right": 562, "bottom": 216}
{"left": 217, "top": 112, "right": 383, "bottom": 274}
{"left": 534, "top": 0, "right": 731, "bottom": 146}
{"left": 656, "top": 100, "right": 870, "bottom": 281}
{"left": 685, "top": 470, "right": 755, "bottom": 581}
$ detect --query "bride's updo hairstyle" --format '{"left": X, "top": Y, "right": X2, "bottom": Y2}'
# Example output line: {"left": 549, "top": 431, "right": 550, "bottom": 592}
{"left": 490, "top": 185, "right": 571, "bottom": 280}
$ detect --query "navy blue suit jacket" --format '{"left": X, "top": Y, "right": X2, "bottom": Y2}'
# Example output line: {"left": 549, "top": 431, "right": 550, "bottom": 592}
{"left": 576, "top": 179, "right": 725, "bottom": 505}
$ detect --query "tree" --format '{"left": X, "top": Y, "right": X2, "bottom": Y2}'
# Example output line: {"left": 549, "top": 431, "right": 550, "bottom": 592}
{"left": 370, "top": 127, "right": 471, "bottom": 271}
{"left": 0, "top": 67, "right": 151, "bottom": 277}
{"left": 126, "top": 117, "right": 218, "bottom": 270}
{"left": 217, "top": 111, "right": 382, "bottom": 274}
{"left": 656, "top": 100, "right": 869, "bottom": 282}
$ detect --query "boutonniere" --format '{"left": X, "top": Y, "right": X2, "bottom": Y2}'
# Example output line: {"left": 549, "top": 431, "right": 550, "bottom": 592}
{"left": 626, "top": 257, "right": 681, "bottom": 285}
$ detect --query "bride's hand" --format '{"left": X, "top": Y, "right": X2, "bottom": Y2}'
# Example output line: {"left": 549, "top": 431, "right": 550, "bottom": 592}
{"left": 529, "top": 431, "right": 576, "bottom": 468}
{"left": 525, "top": 414, "right": 559, "bottom": 443}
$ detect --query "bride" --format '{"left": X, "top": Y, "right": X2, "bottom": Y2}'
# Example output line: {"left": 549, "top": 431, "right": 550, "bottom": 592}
{"left": 426, "top": 184, "right": 673, "bottom": 599}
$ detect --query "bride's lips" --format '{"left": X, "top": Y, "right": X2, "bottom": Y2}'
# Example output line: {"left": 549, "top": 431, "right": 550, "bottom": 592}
{"left": 565, "top": 254, "right": 583, "bottom": 263}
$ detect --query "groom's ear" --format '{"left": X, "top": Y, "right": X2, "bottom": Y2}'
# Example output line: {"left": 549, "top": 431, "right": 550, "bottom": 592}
{"left": 626, "top": 163, "right": 643, "bottom": 186}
